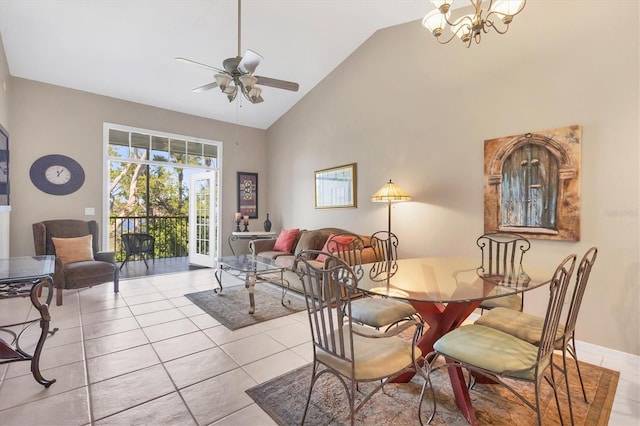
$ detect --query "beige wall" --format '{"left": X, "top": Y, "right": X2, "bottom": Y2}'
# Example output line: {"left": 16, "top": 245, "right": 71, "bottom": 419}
{"left": 266, "top": 1, "right": 639, "bottom": 355}
{"left": 0, "top": 33, "right": 9, "bottom": 127}
{"left": 7, "top": 78, "right": 267, "bottom": 257}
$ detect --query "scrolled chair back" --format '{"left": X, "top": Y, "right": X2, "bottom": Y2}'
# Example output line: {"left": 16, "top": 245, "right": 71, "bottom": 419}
{"left": 476, "top": 232, "right": 531, "bottom": 277}
{"left": 324, "top": 232, "right": 366, "bottom": 280}
{"left": 370, "top": 231, "right": 399, "bottom": 262}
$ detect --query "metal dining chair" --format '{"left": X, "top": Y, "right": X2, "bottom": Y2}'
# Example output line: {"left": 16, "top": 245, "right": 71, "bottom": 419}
{"left": 294, "top": 250, "right": 427, "bottom": 425}
{"left": 477, "top": 232, "right": 531, "bottom": 312}
{"left": 336, "top": 231, "right": 421, "bottom": 331}
{"left": 475, "top": 247, "right": 598, "bottom": 424}
{"left": 419, "top": 253, "right": 577, "bottom": 425}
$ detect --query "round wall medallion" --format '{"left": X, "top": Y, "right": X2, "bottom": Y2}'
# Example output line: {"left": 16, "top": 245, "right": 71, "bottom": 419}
{"left": 30, "top": 154, "right": 85, "bottom": 195}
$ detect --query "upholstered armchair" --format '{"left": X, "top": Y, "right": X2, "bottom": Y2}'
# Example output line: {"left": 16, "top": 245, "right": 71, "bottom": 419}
{"left": 32, "top": 219, "right": 119, "bottom": 306}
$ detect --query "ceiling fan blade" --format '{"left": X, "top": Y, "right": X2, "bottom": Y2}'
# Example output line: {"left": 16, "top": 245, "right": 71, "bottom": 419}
{"left": 238, "top": 49, "right": 263, "bottom": 74}
{"left": 175, "top": 57, "right": 225, "bottom": 73}
{"left": 255, "top": 76, "right": 299, "bottom": 92}
{"left": 192, "top": 82, "right": 219, "bottom": 93}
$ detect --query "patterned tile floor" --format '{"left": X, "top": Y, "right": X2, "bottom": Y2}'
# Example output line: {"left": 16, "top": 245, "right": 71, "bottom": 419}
{"left": 0, "top": 268, "right": 638, "bottom": 425}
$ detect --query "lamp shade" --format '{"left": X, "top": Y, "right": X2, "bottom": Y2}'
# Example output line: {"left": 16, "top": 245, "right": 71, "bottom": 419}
{"left": 370, "top": 180, "right": 412, "bottom": 203}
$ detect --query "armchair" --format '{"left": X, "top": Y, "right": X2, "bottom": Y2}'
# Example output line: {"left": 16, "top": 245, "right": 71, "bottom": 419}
{"left": 32, "top": 219, "right": 119, "bottom": 306}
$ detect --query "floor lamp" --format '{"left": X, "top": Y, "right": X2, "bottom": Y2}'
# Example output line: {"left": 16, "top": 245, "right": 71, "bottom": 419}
{"left": 370, "top": 179, "right": 411, "bottom": 259}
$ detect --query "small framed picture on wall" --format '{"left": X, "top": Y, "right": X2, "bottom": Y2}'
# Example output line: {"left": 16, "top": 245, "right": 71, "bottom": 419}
{"left": 237, "top": 171, "right": 258, "bottom": 218}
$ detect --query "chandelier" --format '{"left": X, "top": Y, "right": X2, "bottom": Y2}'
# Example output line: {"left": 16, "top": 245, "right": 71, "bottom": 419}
{"left": 422, "top": 0, "right": 526, "bottom": 47}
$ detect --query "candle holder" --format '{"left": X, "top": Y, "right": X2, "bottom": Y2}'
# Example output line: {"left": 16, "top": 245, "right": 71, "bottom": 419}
{"left": 235, "top": 218, "right": 242, "bottom": 232}
{"left": 243, "top": 220, "right": 249, "bottom": 232}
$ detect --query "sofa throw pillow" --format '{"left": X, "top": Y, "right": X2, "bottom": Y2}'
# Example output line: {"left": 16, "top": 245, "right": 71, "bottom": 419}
{"left": 316, "top": 234, "right": 355, "bottom": 262}
{"left": 273, "top": 228, "right": 300, "bottom": 253}
{"left": 52, "top": 235, "right": 94, "bottom": 264}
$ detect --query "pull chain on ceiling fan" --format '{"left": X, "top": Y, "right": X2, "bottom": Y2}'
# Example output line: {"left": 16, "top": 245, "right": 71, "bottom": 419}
{"left": 175, "top": 0, "right": 299, "bottom": 104}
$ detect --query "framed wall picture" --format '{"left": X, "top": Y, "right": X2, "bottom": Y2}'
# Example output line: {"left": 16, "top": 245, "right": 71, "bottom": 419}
{"left": 315, "top": 163, "right": 357, "bottom": 209}
{"left": 237, "top": 171, "right": 258, "bottom": 218}
{"left": 0, "top": 124, "right": 8, "bottom": 206}
{"left": 483, "top": 125, "right": 581, "bottom": 241}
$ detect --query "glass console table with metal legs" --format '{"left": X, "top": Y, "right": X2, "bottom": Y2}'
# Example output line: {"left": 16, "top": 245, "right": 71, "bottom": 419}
{"left": 0, "top": 255, "right": 57, "bottom": 388}
{"left": 228, "top": 231, "right": 277, "bottom": 255}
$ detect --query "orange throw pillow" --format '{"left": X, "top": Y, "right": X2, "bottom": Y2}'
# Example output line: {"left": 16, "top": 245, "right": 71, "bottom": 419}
{"left": 273, "top": 228, "right": 300, "bottom": 253}
{"left": 316, "top": 234, "right": 355, "bottom": 262}
{"left": 52, "top": 235, "right": 94, "bottom": 264}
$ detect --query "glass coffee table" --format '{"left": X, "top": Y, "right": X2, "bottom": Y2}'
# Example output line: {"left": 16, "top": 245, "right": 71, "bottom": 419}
{"left": 214, "top": 255, "right": 290, "bottom": 314}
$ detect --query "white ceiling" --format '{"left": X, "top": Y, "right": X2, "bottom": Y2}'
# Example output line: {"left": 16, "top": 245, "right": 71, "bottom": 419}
{"left": 0, "top": 0, "right": 434, "bottom": 130}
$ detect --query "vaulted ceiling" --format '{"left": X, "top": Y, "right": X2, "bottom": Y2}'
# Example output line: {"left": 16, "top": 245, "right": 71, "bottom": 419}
{"left": 0, "top": 0, "right": 433, "bottom": 129}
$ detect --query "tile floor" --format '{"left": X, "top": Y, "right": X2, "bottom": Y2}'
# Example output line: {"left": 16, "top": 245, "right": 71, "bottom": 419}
{"left": 0, "top": 269, "right": 638, "bottom": 425}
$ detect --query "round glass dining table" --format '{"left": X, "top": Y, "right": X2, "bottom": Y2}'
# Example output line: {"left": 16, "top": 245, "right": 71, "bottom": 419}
{"left": 356, "top": 257, "right": 553, "bottom": 425}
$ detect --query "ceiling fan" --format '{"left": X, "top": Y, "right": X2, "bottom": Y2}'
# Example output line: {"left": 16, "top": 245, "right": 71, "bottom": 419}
{"left": 175, "top": 0, "right": 299, "bottom": 104}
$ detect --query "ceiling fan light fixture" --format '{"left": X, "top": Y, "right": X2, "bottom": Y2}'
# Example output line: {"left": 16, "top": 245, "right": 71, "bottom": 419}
{"left": 239, "top": 74, "right": 257, "bottom": 91}
{"left": 248, "top": 86, "right": 262, "bottom": 103}
{"left": 215, "top": 73, "right": 232, "bottom": 91}
{"left": 226, "top": 86, "right": 238, "bottom": 102}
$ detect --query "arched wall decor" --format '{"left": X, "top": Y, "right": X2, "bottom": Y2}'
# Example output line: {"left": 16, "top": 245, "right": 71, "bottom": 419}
{"left": 484, "top": 125, "right": 581, "bottom": 241}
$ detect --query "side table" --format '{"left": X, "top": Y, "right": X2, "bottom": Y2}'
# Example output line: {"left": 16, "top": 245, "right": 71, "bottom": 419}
{"left": 228, "top": 231, "right": 276, "bottom": 255}
{"left": 0, "top": 255, "right": 57, "bottom": 388}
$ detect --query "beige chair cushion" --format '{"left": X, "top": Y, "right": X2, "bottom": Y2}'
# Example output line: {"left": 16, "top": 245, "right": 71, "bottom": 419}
{"left": 479, "top": 293, "right": 522, "bottom": 311}
{"left": 350, "top": 298, "right": 418, "bottom": 328}
{"left": 474, "top": 307, "right": 565, "bottom": 348}
{"left": 316, "top": 324, "right": 420, "bottom": 381}
{"left": 434, "top": 324, "right": 547, "bottom": 381}
{"left": 52, "top": 235, "right": 94, "bottom": 264}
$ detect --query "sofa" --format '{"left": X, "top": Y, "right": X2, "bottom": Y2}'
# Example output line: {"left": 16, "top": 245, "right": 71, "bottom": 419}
{"left": 249, "top": 227, "right": 377, "bottom": 294}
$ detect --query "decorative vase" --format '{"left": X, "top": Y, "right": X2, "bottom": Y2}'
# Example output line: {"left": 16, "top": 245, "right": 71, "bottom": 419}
{"left": 263, "top": 213, "right": 272, "bottom": 232}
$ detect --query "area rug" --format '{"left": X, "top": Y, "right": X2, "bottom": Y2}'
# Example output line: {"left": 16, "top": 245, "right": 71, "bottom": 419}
{"left": 185, "top": 283, "right": 307, "bottom": 330}
{"left": 246, "top": 359, "right": 618, "bottom": 425}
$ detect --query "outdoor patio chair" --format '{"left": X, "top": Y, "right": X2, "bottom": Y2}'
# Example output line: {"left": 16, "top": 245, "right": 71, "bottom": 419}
{"left": 120, "top": 233, "right": 155, "bottom": 270}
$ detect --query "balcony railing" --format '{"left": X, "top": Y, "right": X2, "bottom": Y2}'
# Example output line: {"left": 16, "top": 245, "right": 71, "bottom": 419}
{"left": 109, "top": 216, "right": 189, "bottom": 261}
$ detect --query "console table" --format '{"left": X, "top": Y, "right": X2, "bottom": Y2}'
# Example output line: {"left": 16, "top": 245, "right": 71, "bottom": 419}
{"left": 0, "top": 255, "right": 57, "bottom": 388}
{"left": 228, "top": 231, "right": 276, "bottom": 255}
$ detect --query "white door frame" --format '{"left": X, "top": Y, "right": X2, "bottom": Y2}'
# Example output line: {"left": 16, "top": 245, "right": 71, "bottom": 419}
{"left": 189, "top": 171, "right": 220, "bottom": 267}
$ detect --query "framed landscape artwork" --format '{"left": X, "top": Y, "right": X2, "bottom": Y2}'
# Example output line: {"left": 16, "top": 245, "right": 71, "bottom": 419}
{"left": 315, "top": 163, "right": 357, "bottom": 209}
{"left": 237, "top": 172, "right": 258, "bottom": 218}
{"left": 483, "top": 125, "right": 581, "bottom": 241}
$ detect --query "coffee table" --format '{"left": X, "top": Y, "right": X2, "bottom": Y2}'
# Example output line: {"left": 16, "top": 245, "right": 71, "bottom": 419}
{"left": 214, "top": 255, "right": 289, "bottom": 314}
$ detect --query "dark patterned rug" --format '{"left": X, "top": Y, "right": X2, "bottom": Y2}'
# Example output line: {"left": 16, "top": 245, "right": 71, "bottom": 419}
{"left": 246, "top": 359, "right": 618, "bottom": 425}
{"left": 185, "top": 283, "right": 306, "bottom": 330}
